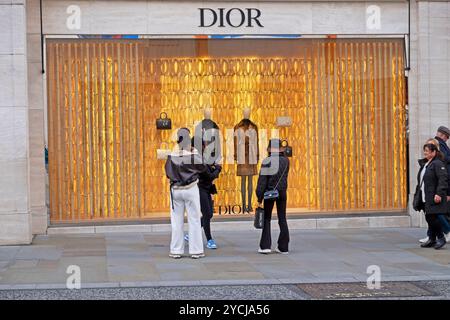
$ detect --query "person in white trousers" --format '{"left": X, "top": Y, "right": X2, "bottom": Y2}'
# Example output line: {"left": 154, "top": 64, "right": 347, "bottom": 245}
{"left": 170, "top": 181, "right": 204, "bottom": 257}
{"left": 165, "top": 128, "right": 208, "bottom": 259}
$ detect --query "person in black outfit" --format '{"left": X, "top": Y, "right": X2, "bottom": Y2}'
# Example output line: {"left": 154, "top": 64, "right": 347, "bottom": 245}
{"left": 420, "top": 134, "right": 450, "bottom": 243}
{"left": 435, "top": 126, "right": 450, "bottom": 231}
{"left": 188, "top": 135, "right": 222, "bottom": 249}
{"left": 414, "top": 143, "right": 448, "bottom": 249}
{"left": 198, "top": 163, "right": 221, "bottom": 249}
{"left": 255, "top": 139, "right": 290, "bottom": 254}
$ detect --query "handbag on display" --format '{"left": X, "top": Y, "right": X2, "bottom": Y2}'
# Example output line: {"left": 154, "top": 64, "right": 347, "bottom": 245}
{"left": 254, "top": 206, "right": 264, "bottom": 229}
{"left": 156, "top": 142, "right": 172, "bottom": 160}
{"left": 156, "top": 112, "right": 172, "bottom": 130}
{"left": 282, "top": 140, "right": 292, "bottom": 157}
{"left": 263, "top": 162, "right": 288, "bottom": 200}
{"left": 276, "top": 116, "right": 292, "bottom": 127}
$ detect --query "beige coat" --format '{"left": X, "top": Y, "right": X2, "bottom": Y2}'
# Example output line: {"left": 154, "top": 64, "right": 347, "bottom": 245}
{"left": 233, "top": 119, "right": 259, "bottom": 176}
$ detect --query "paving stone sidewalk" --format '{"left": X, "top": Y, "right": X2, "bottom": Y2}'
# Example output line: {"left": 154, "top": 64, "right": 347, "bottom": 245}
{"left": 0, "top": 227, "right": 449, "bottom": 290}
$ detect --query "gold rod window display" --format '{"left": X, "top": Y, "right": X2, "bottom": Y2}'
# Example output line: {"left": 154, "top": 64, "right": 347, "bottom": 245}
{"left": 47, "top": 38, "right": 407, "bottom": 223}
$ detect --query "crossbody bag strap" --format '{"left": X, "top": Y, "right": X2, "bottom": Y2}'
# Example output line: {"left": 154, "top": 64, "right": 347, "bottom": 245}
{"left": 273, "top": 161, "right": 288, "bottom": 190}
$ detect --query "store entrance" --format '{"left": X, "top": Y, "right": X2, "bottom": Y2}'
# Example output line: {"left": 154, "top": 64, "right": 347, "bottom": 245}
{"left": 46, "top": 38, "right": 407, "bottom": 223}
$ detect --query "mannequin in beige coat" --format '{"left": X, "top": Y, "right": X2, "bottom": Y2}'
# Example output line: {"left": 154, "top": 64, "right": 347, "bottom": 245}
{"left": 233, "top": 107, "right": 259, "bottom": 212}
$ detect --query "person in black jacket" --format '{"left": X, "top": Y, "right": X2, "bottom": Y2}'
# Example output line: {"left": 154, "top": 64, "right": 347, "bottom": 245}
{"left": 198, "top": 163, "right": 222, "bottom": 249}
{"left": 255, "top": 139, "right": 290, "bottom": 254}
{"left": 419, "top": 136, "right": 450, "bottom": 244}
{"left": 165, "top": 128, "right": 208, "bottom": 259}
{"left": 435, "top": 126, "right": 450, "bottom": 230}
{"left": 414, "top": 143, "right": 448, "bottom": 249}
{"left": 186, "top": 134, "right": 222, "bottom": 249}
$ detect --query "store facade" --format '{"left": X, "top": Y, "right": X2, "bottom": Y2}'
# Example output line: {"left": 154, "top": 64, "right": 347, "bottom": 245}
{"left": 2, "top": 0, "right": 449, "bottom": 243}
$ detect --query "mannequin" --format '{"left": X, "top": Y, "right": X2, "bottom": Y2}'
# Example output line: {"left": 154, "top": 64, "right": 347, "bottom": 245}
{"left": 194, "top": 107, "right": 221, "bottom": 164}
{"left": 234, "top": 107, "right": 259, "bottom": 213}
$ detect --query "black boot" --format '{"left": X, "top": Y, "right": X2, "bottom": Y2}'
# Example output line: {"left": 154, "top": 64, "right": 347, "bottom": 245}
{"left": 421, "top": 239, "right": 437, "bottom": 248}
{"left": 434, "top": 237, "right": 446, "bottom": 250}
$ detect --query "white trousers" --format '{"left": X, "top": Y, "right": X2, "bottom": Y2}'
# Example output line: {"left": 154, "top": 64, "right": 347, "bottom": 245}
{"left": 170, "top": 183, "right": 204, "bottom": 255}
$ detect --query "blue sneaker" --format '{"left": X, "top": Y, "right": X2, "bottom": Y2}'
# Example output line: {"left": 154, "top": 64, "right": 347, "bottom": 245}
{"left": 184, "top": 234, "right": 189, "bottom": 242}
{"left": 207, "top": 239, "right": 217, "bottom": 249}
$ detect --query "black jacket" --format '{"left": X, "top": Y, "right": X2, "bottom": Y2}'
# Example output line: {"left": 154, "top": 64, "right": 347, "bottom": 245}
{"left": 198, "top": 164, "right": 222, "bottom": 193}
{"left": 165, "top": 149, "right": 207, "bottom": 186}
{"left": 415, "top": 157, "right": 448, "bottom": 214}
{"left": 256, "top": 153, "right": 290, "bottom": 202}
{"left": 435, "top": 136, "right": 450, "bottom": 195}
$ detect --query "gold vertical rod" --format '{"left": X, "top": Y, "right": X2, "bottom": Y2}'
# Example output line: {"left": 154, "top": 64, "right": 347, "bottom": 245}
{"left": 118, "top": 43, "right": 125, "bottom": 219}
{"left": 74, "top": 43, "right": 81, "bottom": 220}
{"left": 385, "top": 42, "right": 393, "bottom": 208}
{"left": 349, "top": 42, "right": 359, "bottom": 209}
{"left": 66, "top": 43, "right": 74, "bottom": 220}
{"left": 135, "top": 44, "right": 142, "bottom": 218}
{"left": 87, "top": 43, "right": 95, "bottom": 220}
{"left": 376, "top": 42, "right": 384, "bottom": 209}
{"left": 80, "top": 43, "right": 88, "bottom": 221}
{"left": 338, "top": 42, "right": 346, "bottom": 209}
{"left": 112, "top": 43, "right": 118, "bottom": 219}
{"left": 103, "top": 43, "right": 110, "bottom": 219}
{"left": 369, "top": 42, "right": 376, "bottom": 208}
{"left": 317, "top": 42, "right": 324, "bottom": 210}
{"left": 303, "top": 48, "right": 311, "bottom": 209}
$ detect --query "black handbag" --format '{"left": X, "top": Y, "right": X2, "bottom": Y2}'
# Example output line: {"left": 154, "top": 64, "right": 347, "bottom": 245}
{"left": 254, "top": 207, "right": 264, "bottom": 229}
{"left": 263, "top": 162, "right": 288, "bottom": 200}
{"left": 209, "top": 184, "right": 218, "bottom": 195}
{"left": 412, "top": 184, "right": 423, "bottom": 212}
{"left": 282, "top": 140, "right": 292, "bottom": 157}
{"left": 156, "top": 112, "right": 172, "bottom": 130}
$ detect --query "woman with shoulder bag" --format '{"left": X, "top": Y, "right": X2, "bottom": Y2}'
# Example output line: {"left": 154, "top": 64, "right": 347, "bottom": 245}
{"left": 414, "top": 143, "right": 448, "bottom": 249}
{"left": 255, "top": 139, "right": 290, "bottom": 254}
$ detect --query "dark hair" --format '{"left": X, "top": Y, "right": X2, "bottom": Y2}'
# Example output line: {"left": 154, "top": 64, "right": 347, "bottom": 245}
{"left": 177, "top": 127, "right": 191, "bottom": 146}
{"left": 267, "top": 139, "right": 282, "bottom": 150}
{"left": 423, "top": 143, "right": 444, "bottom": 160}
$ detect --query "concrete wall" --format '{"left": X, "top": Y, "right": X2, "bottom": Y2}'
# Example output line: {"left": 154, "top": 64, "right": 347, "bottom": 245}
{"left": 408, "top": 0, "right": 450, "bottom": 227}
{"left": 27, "top": 0, "right": 47, "bottom": 235}
{"left": 0, "top": 0, "right": 32, "bottom": 245}
{"left": 40, "top": 1, "right": 408, "bottom": 35}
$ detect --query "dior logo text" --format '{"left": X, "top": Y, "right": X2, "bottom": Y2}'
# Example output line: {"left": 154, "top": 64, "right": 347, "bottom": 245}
{"left": 199, "top": 8, "right": 264, "bottom": 28}
{"left": 218, "top": 205, "right": 250, "bottom": 215}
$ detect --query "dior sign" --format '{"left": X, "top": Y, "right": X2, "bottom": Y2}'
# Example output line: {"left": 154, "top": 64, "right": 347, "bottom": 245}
{"left": 199, "top": 8, "right": 264, "bottom": 28}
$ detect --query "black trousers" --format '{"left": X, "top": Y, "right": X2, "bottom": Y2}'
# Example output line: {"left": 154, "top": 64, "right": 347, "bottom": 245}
{"left": 425, "top": 214, "right": 445, "bottom": 241}
{"left": 199, "top": 188, "right": 213, "bottom": 241}
{"left": 259, "top": 190, "right": 289, "bottom": 252}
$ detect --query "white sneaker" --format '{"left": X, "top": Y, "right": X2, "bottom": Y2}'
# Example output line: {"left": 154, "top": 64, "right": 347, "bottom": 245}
{"left": 419, "top": 236, "right": 429, "bottom": 244}
{"left": 275, "top": 248, "right": 289, "bottom": 255}
{"left": 191, "top": 253, "right": 205, "bottom": 259}
{"left": 258, "top": 248, "right": 271, "bottom": 254}
{"left": 169, "top": 253, "right": 182, "bottom": 259}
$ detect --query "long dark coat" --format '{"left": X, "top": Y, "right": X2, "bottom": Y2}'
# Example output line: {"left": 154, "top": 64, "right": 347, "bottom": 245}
{"left": 415, "top": 157, "right": 448, "bottom": 214}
